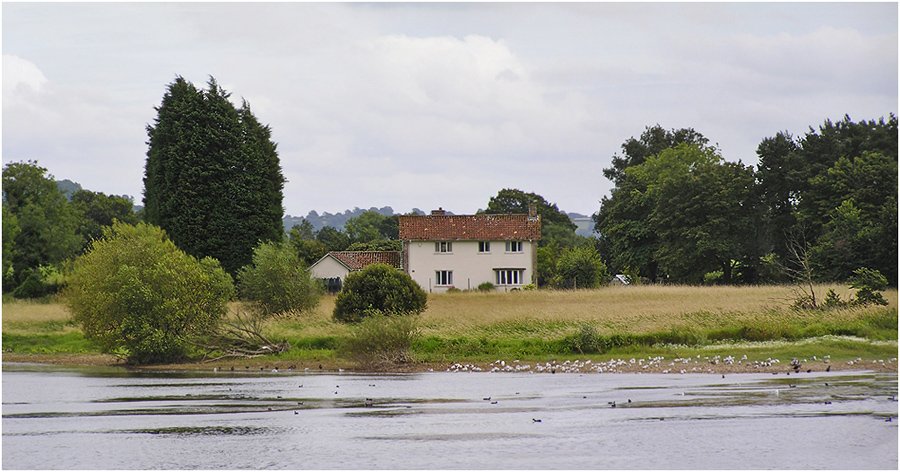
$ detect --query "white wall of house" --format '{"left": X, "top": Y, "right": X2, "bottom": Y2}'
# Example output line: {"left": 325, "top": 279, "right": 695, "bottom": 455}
{"left": 405, "top": 239, "right": 537, "bottom": 293}
{"left": 309, "top": 256, "right": 351, "bottom": 281}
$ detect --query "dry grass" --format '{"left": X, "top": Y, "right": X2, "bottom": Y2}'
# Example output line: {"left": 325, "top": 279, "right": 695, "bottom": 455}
{"left": 416, "top": 284, "right": 897, "bottom": 338}
{"left": 1, "top": 297, "right": 80, "bottom": 335}
{"left": 3, "top": 284, "right": 896, "bottom": 345}
{"left": 2, "top": 297, "right": 72, "bottom": 324}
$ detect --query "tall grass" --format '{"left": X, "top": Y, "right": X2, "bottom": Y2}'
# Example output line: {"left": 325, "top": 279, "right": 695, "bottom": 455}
{"left": 3, "top": 284, "right": 896, "bottom": 363}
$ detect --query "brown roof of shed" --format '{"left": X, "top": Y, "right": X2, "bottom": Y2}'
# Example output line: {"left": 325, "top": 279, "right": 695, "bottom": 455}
{"left": 398, "top": 214, "right": 541, "bottom": 241}
{"left": 325, "top": 251, "right": 401, "bottom": 270}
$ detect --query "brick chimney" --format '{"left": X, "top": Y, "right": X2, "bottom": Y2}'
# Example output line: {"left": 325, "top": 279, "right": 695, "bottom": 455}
{"left": 528, "top": 203, "right": 538, "bottom": 219}
{"left": 431, "top": 208, "right": 446, "bottom": 216}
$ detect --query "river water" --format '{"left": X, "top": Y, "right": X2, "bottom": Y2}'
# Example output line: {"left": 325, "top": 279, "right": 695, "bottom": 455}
{"left": 2, "top": 363, "right": 897, "bottom": 469}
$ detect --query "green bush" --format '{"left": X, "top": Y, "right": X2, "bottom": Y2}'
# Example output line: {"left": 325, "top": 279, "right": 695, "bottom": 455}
{"left": 11, "top": 266, "right": 66, "bottom": 299}
{"left": 849, "top": 268, "right": 889, "bottom": 306}
{"left": 333, "top": 263, "right": 427, "bottom": 323}
{"left": 477, "top": 282, "right": 495, "bottom": 292}
{"left": 65, "top": 222, "right": 234, "bottom": 365}
{"left": 237, "top": 241, "right": 321, "bottom": 318}
{"left": 570, "top": 323, "right": 601, "bottom": 354}
{"left": 340, "top": 313, "right": 420, "bottom": 366}
{"left": 555, "top": 246, "right": 608, "bottom": 289}
{"left": 823, "top": 289, "right": 848, "bottom": 308}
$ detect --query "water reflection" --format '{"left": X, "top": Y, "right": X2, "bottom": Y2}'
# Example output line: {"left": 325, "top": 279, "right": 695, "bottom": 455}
{"left": 3, "top": 363, "right": 897, "bottom": 469}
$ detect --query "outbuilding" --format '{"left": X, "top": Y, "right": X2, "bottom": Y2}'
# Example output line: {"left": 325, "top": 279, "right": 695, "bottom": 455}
{"left": 309, "top": 251, "right": 402, "bottom": 293}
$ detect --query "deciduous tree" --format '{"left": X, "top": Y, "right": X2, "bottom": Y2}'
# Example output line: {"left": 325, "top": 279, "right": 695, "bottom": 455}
{"left": 65, "top": 222, "right": 234, "bottom": 364}
{"left": 1, "top": 161, "right": 81, "bottom": 289}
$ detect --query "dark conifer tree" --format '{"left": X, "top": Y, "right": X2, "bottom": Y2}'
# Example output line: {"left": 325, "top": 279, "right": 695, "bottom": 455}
{"left": 143, "top": 77, "right": 285, "bottom": 275}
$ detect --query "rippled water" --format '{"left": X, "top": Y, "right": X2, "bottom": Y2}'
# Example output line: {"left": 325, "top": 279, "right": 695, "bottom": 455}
{"left": 3, "top": 363, "right": 897, "bottom": 469}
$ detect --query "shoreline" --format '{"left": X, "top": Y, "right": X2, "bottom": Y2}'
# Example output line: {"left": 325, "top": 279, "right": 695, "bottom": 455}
{"left": 4, "top": 352, "right": 897, "bottom": 375}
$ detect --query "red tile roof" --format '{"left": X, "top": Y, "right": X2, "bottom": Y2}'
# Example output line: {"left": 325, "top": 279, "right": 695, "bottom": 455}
{"left": 326, "top": 251, "right": 401, "bottom": 270}
{"left": 399, "top": 214, "right": 541, "bottom": 241}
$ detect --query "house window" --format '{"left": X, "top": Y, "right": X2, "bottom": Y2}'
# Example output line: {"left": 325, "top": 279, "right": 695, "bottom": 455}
{"left": 435, "top": 241, "right": 453, "bottom": 253}
{"left": 478, "top": 241, "right": 491, "bottom": 253}
{"left": 496, "top": 269, "right": 524, "bottom": 285}
{"left": 435, "top": 270, "right": 453, "bottom": 286}
{"left": 505, "top": 241, "right": 523, "bottom": 253}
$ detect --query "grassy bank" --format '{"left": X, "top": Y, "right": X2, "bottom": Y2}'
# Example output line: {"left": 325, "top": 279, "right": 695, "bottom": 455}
{"left": 2, "top": 284, "right": 897, "bottom": 372}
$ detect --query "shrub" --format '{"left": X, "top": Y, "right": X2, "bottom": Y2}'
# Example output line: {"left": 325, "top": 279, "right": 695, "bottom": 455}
{"left": 477, "top": 282, "right": 495, "bottom": 292}
{"left": 237, "top": 241, "right": 321, "bottom": 318}
{"left": 849, "top": 268, "right": 889, "bottom": 306}
{"left": 333, "top": 263, "right": 427, "bottom": 323}
{"left": 65, "top": 222, "right": 234, "bottom": 364}
{"left": 823, "top": 289, "right": 848, "bottom": 308}
{"left": 555, "top": 246, "right": 608, "bottom": 289}
{"left": 340, "top": 313, "right": 420, "bottom": 366}
{"left": 569, "top": 323, "right": 601, "bottom": 354}
{"left": 11, "top": 266, "right": 65, "bottom": 299}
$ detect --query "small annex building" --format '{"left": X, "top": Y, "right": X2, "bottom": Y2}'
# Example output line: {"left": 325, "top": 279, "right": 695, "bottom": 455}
{"left": 309, "top": 250, "right": 402, "bottom": 293}
{"left": 398, "top": 207, "right": 541, "bottom": 293}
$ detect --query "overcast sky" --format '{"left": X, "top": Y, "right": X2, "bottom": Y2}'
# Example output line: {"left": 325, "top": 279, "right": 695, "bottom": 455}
{"left": 3, "top": 2, "right": 897, "bottom": 217}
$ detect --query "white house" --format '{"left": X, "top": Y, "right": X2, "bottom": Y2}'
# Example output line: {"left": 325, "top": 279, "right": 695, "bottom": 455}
{"left": 398, "top": 208, "right": 542, "bottom": 292}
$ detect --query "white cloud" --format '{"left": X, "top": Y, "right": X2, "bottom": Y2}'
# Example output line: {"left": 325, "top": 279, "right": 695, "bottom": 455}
{"left": 2, "top": 54, "right": 147, "bottom": 199}
{"left": 3, "top": 55, "right": 49, "bottom": 95}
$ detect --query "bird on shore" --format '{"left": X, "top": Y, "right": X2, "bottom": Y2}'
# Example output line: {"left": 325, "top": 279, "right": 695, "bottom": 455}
{"left": 532, "top": 418, "right": 541, "bottom": 423}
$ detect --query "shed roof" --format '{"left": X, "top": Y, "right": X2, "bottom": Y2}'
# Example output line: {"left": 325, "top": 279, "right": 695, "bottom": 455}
{"left": 398, "top": 213, "right": 541, "bottom": 241}
{"left": 316, "top": 251, "right": 402, "bottom": 271}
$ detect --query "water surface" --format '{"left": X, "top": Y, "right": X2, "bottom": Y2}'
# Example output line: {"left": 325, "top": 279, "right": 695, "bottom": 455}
{"left": 3, "top": 363, "right": 897, "bottom": 469}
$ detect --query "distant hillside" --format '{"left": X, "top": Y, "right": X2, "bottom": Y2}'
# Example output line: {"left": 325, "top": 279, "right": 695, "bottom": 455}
{"left": 56, "top": 179, "right": 83, "bottom": 200}
{"left": 55, "top": 179, "right": 141, "bottom": 212}
{"left": 563, "top": 212, "right": 597, "bottom": 238}
{"left": 283, "top": 206, "right": 426, "bottom": 232}
{"left": 284, "top": 207, "right": 597, "bottom": 237}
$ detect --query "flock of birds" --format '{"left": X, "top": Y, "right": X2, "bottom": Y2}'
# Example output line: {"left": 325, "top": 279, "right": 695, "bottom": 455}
{"left": 445, "top": 355, "right": 898, "bottom": 375}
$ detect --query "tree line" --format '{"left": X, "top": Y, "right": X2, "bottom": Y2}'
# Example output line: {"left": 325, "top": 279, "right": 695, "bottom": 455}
{"left": 594, "top": 117, "right": 897, "bottom": 286}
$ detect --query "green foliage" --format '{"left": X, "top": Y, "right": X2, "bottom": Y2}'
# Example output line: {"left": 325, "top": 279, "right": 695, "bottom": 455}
{"left": 2, "top": 161, "right": 81, "bottom": 290}
{"left": 344, "top": 212, "right": 399, "bottom": 244}
{"left": 346, "top": 240, "right": 402, "bottom": 251}
{"left": 477, "top": 282, "right": 495, "bottom": 292}
{"left": 849, "top": 268, "right": 889, "bottom": 307}
{"left": 597, "top": 116, "right": 897, "bottom": 286}
{"left": 822, "top": 289, "right": 847, "bottom": 308}
{"left": 237, "top": 241, "right": 321, "bottom": 318}
{"left": 760, "top": 116, "right": 898, "bottom": 284}
{"left": 603, "top": 125, "right": 709, "bottom": 185}
{"left": 11, "top": 266, "right": 65, "bottom": 299}
{"left": 806, "top": 153, "right": 898, "bottom": 283}
{"left": 483, "top": 188, "right": 578, "bottom": 247}
{"left": 3, "top": 205, "right": 20, "bottom": 288}
{"left": 65, "top": 222, "right": 234, "bottom": 364}
{"left": 70, "top": 190, "right": 139, "bottom": 251}
{"left": 315, "top": 226, "right": 351, "bottom": 251}
{"left": 333, "top": 263, "right": 427, "bottom": 323}
{"left": 340, "top": 313, "right": 420, "bottom": 366}
{"left": 143, "top": 76, "right": 285, "bottom": 275}
{"left": 554, "top": 245, "right": 608, "bottom": 289}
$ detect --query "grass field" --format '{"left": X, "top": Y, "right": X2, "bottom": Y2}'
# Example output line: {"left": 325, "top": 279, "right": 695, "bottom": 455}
{"left": 2, "top": 284, "right": 897, "bottom": 371}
